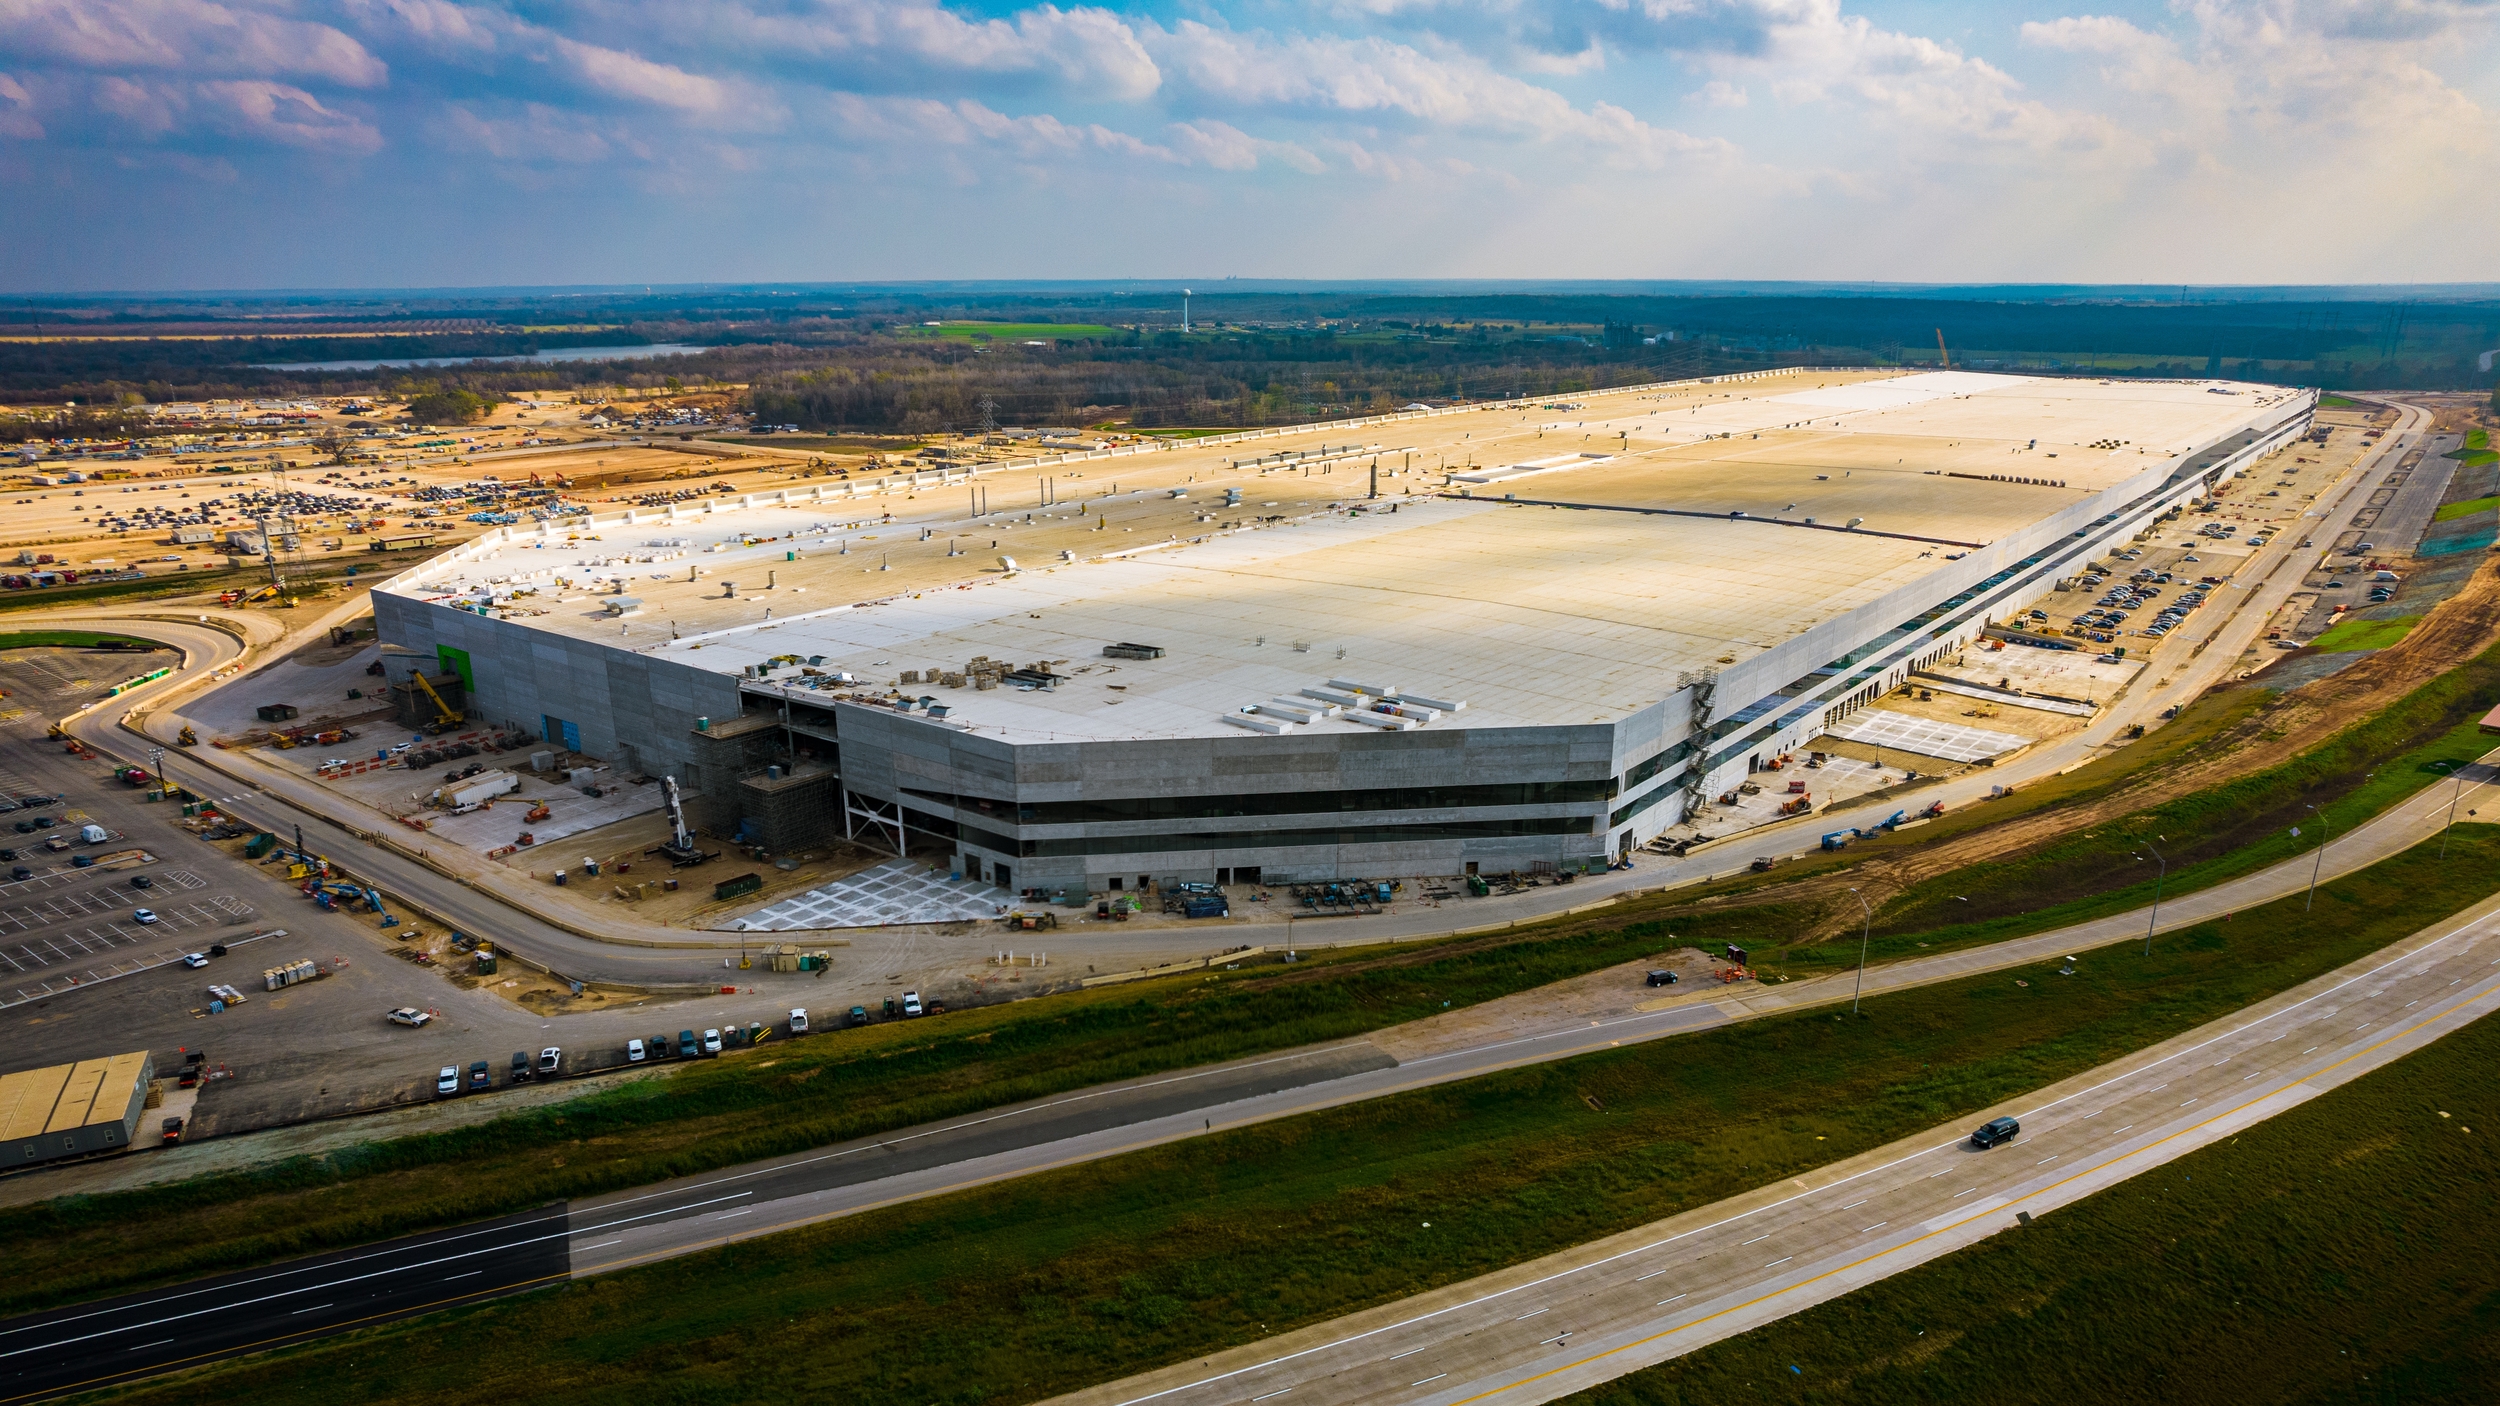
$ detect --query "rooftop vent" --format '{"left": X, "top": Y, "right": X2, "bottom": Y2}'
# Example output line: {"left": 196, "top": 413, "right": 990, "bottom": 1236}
{"left": 1102, "top": 642, "right": 1165, "bottom": 660}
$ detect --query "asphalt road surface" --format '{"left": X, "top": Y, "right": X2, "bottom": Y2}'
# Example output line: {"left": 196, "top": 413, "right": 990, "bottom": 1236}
{"left": 0, "top": 1206, "right": 569, "bottom": 1405}
{"left": 1055, "top": 892, "right": 2500, "bottom": 1406}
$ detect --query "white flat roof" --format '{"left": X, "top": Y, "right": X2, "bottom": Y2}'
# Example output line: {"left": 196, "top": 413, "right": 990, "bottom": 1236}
{"left": 381, "top": 370, "right": 2305, "bottom": 742}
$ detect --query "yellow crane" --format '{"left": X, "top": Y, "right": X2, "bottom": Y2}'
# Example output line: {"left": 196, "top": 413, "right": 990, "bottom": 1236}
{"left": 407, "top": 670, "right": 465, "bottom": 731}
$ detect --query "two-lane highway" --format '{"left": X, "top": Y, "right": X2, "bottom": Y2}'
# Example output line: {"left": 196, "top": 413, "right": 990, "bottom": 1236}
{"left": 1051, "top": 889, "right": 2500, "bottom": 1406}
{"left": 0, "top": 1207, "right": 569, "bottom": 1405}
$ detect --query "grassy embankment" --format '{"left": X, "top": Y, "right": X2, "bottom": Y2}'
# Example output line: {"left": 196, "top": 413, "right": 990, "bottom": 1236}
{"left": 78, "top": 829, "right": 2500, "bottom": 1406}
{"left": 0, "top": 631, "right": 170, "bottom": 650}
{"left": 1730, "top": 643, "right": 2500, "bottom": 986}
{"left": 1566, "top": 985, "right": 2500, "bottom": 1406}
{"left": 14, "top": 627, "right": 2500, "bottom": 1316}
{"left": 2310, "top": 615, "right": 2421, "bottom": 651}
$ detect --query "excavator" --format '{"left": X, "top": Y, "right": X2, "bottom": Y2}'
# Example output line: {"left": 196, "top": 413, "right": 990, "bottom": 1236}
{"left": 176, "top": 724, "right": 198, "bottom": 747}
{"left": 646, "top": 776, "right": 715, "bottom": 868}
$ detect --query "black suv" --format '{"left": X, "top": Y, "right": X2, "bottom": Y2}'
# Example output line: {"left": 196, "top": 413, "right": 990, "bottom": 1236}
{"left": 1970, "top": 1116, "right": 2020, "bottom": 1149}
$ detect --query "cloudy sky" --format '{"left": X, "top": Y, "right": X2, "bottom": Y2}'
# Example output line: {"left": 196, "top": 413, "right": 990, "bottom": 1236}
{"left": 4, "top": 0, "right": 2498, "bottom": 290}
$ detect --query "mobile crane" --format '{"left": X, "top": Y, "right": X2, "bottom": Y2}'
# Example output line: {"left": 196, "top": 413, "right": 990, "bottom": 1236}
{"left": 405, "top": 669, "right": 465, "bottom": 732}
{"left": 646, "top": 776, "right": 715, "bottom": 868}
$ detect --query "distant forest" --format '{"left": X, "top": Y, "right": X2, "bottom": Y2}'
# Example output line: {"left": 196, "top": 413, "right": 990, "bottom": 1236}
{"left": 5, "top": 285, "right": 2494, "bottom": 435}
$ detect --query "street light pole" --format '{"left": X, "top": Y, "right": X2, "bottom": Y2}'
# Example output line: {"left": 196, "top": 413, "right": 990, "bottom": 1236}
{"left": 1849, "top": 887, "right": 1873, "bottom": 1016}
{"left": 2139, "top": 840, "right": 2165, "bottom": 956}
{"left": 2441, "top": 763, "right": 2468, "bottom": 859}
{"left": 147, "top": 745, "right": 165, "bottom": 794}
{"left": 2304, "top": 803, "right": 2329, "bottom": 911}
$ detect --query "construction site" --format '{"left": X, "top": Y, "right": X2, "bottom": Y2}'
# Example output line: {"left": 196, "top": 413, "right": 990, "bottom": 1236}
{"left": 366, "top": 368, "right": 2317, "bottom": 897}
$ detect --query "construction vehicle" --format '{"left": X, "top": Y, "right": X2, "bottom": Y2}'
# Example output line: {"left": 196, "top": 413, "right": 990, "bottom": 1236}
{"left": 1777, "top": 796, "right": 1812, "bottom": 816}
{"left": 176, "top": 724, "right": 198, "bottom": 746}
{"left": 406, "top": 669, "right": 464, "bottom": 731}
{"left": 647, "top": 776, "right": 714, "bottom": 868}
{"left": 524, "top": 802, "right": 552, "bottom": 823}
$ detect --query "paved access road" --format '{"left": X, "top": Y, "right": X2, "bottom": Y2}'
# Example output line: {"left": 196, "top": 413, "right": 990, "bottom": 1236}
{"left": 0, "top": 1206, "right": 568, "bottom": 1405}
{"left": 1051, "top": 892, "right": 2500, "bottom": 1406}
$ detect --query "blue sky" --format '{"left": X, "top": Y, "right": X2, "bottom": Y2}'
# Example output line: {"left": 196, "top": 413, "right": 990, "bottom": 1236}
{"left": 3, "top": 0, "right": 2497, "bottom": 290}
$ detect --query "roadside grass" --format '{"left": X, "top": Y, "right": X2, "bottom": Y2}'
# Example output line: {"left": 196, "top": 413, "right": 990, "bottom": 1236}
{"left": 0, "top": 566, "right": 272, "bottom": 614}
{"left": 2317, "top": 394, "right": 2362, "bottom": 409}
{"left": 16, "top": 629, "right": 2500, "bottom": 1315}
{"left": 1564, "top": 990, "right": 2500, "bottom": 1405}
{"left": 76, "top": 829, "right": 2500, "bottom": 1406}
{"left": 0, "top": 897, "right": 1819, "bottom": 1318}
{"left": 2311, "top": 615, "right": 2420, "bottom": 651}
{"left": 2433, "top": 494, "right": 2497, "bottom": 523}
{"left": 0, "top": 631, "right": 173, "bottom": 651}
{"left": 1792, "top": 637, "right": 2500, "bottom": 971}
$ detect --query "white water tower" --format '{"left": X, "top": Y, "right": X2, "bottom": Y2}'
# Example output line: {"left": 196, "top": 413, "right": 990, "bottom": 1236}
{"left": 1182, "top": 288, "right": 1192, "bottom": 333}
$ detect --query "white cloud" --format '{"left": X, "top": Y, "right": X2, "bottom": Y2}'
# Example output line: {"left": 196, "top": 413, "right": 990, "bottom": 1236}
{"left": 444, "top": 102, "right": 622, "bottom": 163}
{"left": 1149, "top": 21, "right": 1721, "bottom": 167}
{"left": 549, "top": 36, "right": 733, "bottom": 115}
{"left": 0, "top": 0, "right": 387, "bottom": 87}
{"left": 198, "top": 79, "right": 382, "bottom": 152}
{"left": 0, "top": 71, "right": 40, "bottom": 139}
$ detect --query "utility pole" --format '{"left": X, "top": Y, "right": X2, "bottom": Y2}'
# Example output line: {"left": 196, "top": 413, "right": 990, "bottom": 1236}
{"left": 2139, "top": 839, "right": 2165, "bottom": 956}
{"left": 2304, "top": 804, "right": 2329, "bottom": 910}
{"left": 1849, "top": 888, "right": 1872, "bottom": 1015}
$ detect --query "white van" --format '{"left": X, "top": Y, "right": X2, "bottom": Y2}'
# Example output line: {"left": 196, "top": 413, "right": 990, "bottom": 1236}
{"left": 79, "top": 824, "right": 109, "bottom": 844}
{"left": 789, "top": 1008, "right": 809, "bottom": 1035}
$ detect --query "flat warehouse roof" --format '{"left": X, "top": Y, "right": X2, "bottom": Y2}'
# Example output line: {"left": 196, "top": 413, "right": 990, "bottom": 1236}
{"left": 381, "top": 369, "right": 2305, "bottom": 743}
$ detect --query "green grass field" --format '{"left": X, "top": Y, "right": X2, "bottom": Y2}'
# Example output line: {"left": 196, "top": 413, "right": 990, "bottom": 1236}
{"left": 84, "top": 830, "right": 2500, "bottom": 1406}
{"left": 896, "top": 321, "right": 1122, "bottom": 341}
{"left": 2433, "top": 494, "right": 2497, "bottom": 523}
{"left": 16, "top": 630, "right": 2500, "bottom": 1322}
{"left": 2318, "top": 394, "right": 2363, "bottom": 409}
{"left": 2311, "top": 614, "right": 2422, "bottom": 651}
{"left": 1565, "top": 988, "right": 2500, "bottom": 1406}
{"left": 0, "top": 630, "right": 170, "bottom": 651}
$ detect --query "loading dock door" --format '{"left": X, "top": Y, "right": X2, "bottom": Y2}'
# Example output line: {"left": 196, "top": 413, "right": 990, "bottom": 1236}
{"left": 543, "top": 716, "right": 582, "bottom": 751}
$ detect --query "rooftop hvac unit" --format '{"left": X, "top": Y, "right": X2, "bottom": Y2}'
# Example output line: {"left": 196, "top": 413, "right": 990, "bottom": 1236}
{"left": 1102, "top": 642, "right": 1165, "bottom": 660}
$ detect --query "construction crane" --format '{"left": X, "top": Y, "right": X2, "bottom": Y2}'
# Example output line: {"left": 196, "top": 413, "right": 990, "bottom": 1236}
{"left": 648, "top": 776, "right": 714, "bottom": 868}
{"left": 405, "top": 669, "right": 464, "bottom": 732}
{"left": 1935, "top": 328, "right": 1951, "bottom": 369}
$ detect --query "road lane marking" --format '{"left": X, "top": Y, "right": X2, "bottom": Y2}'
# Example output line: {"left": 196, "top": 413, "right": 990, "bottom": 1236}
{"left": 442, "top": 1272, "right": 480, "bottom": 1282}
{"left": 1634, "top": 1270, "right": 1667, "bottom": 1282}
{"left": 287, "top": 1304, "right": 333, "bottom": 1315}
{"left": 1413, "top": 1374, "right": 1446, "bottom": 1386}
{"left": 1657, "top": 1295, "right": 1684, "bottom": 1306}
{"left": 1441, "top": 969, "right": 2500, "bottom": 1406}
{"left": 1740, "top": 1235, "right": 1768, "bottom": 1246}
{"left": 1389, "top": 1347, "right": 1428, "bottom": 1360}
{"left": 1251, "top": 1389, "right": 1292, "bottom": 1401}
{"left": 1862, "top": 1223, "right": 1887, "bottom": 1233}
{"left": 1514, "top": 1309, "right": 1547, "bottom": 1321}
{"left": 126, "top": 1341, "right": 174, "bottom": 1353}
{"left": 1765, "top": 1257, "right": 1792, "bottom": 1268}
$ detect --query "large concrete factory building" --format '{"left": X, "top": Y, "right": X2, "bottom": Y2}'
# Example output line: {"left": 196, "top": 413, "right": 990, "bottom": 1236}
{"left": 373, "top": 370, "right": 2312, "bottom": 892}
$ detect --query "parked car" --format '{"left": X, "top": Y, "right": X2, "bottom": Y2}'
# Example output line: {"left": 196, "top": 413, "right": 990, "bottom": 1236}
{"left": 650, "top": 1032, "right": 673, "bottom": 1059}
{"left": 9, "top": 866, "right": 28, "bottom": 881}
{"left": 701, "top": 1028, "right": 723, "bottom": 1055}
{"left": 130, "top": 908, "right": 158, "bottom": 924}
{"left": 626, "top": 1037, "right": 647, "bottom": 1063}
{"left": 848, "top": 1006, "right": 869, "bottom": 1027}
{"left": 788, "top": 1008, "right": 809, "bottom": 1036}
{"left": 538, "top": 1047, "right": 561, "bottom": 1075}
{"left": 902, "top": 991, "right": 924, "bottom": 1017}
{"left": 436, "top": 1066, "right": 461, "bottom": 1097}
{"left": 679, "top": 1028, "right": 700, "bottom": 1058}
{"left": 130, "top": 874, "right": 153, "bottom": 889}
{"left": 387, "top": 1007, "right": 431, "bottom": 1027}
{"left": 467, "top": 1060, "right": 491, "bottom": 1090}
{"left": 511, "top": 1051, "right": 532, "bottom": 1083}
{"left": 1970, "top": 1116, "right": 2020, "bottom": 1149}
{"left": 69, "top": 853, "right": 91, "bottom": 866}
{"left": 182, "top": 953, "right": 210, "bottom": 969}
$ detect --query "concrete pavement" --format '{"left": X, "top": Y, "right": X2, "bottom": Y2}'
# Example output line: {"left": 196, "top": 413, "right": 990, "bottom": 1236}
{"left": 1050, "top": 882, "right": 2500, "bottom": 1406}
